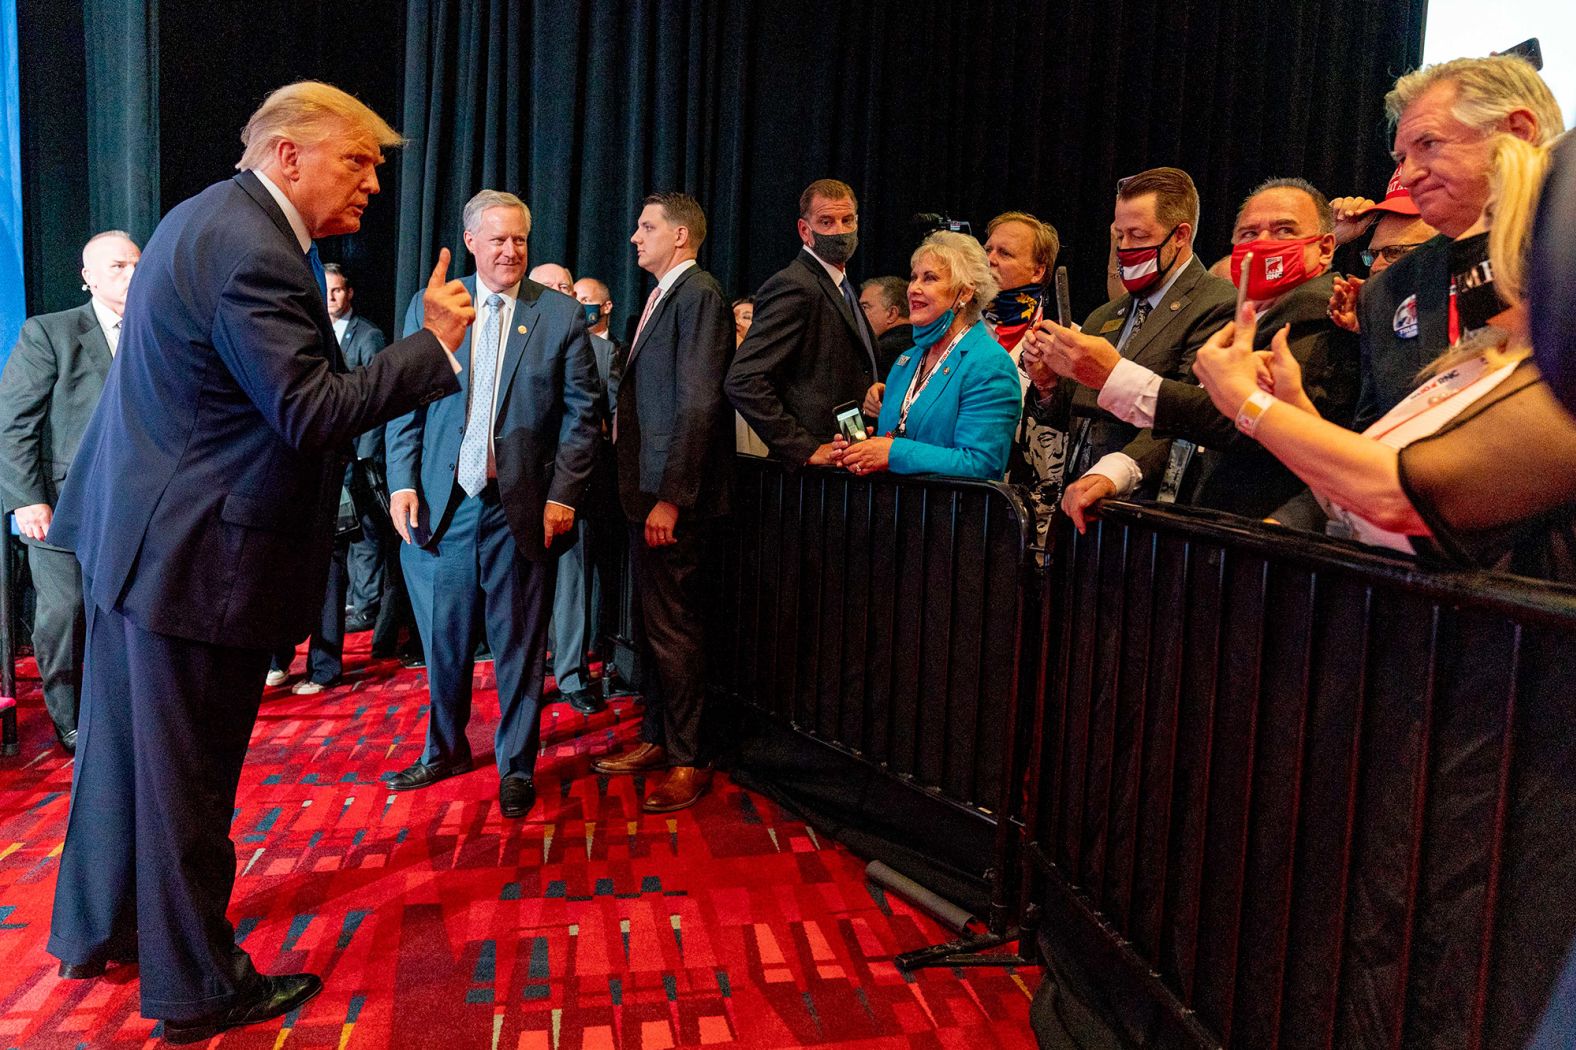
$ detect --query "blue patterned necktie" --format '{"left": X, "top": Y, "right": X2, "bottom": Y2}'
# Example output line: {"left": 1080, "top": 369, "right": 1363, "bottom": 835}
{"left": 306, "top": 243, "right": 327, "bottom": 300}
{"left": 457, "top": 294, "right": 504, "bottom": 497}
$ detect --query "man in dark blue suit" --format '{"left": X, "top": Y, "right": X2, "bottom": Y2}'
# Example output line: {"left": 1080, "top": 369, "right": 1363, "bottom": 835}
{"left": 385, "top": 189, "right": 601, "bottom": 821}
{"left": 45, "top": 82, "right": 474, "bottom": 1043}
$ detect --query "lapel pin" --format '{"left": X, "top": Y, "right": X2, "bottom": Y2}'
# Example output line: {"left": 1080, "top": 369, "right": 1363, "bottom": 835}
{"left": 943, "top": 367, "right": 951, "bottom": 374}
{"left": 517, "top": 325, "right": 527, "bottom": 334}
{"left": 1170, "top": 301, "right": 1181, "bottom": 311}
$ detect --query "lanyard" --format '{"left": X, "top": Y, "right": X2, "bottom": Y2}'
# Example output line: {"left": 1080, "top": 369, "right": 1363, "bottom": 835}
{"left": 896, "top": 327, "right": 966, "bottom": 436}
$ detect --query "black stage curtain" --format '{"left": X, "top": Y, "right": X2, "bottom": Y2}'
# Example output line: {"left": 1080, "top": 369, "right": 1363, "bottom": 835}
{"left": 83, "top": 0, "right": 159, "bottom": 248}
{"left": 397, "top": 0, "right": 1425, "bottom": 336}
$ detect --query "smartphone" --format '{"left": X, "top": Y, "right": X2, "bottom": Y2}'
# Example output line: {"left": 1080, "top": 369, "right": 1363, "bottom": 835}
{"left": 1235, "top": 251, "right": 1254, "bottom": 316}
{"left": 834, "top": 401, "right": 868, "bottom": 443}
{"left": 1054, "top": 266, "right": 1071, "bottom": 327}
{"left": 1499, "top": 37, "right": 1542, "bottom": 70}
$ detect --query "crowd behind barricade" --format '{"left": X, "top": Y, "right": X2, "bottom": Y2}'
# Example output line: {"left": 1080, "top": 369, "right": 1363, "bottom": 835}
{"left": 1, "top": 50, "right": 1574, "bottom": 1043}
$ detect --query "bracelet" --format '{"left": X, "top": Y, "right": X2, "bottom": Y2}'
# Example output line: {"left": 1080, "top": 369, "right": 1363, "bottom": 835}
{"left": 1234, "top": 390, "right": 1276, "bottom": 437}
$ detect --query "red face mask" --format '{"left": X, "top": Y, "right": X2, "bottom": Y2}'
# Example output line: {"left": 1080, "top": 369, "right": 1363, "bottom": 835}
{"left": 1115, "top": 224, "right": 1180, "bottom": 295}
{"left": 1229, "top": 236, "right": 1321, "bottom": 301}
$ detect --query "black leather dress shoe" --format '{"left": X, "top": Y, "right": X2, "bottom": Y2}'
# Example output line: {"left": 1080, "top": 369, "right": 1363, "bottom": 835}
{"left": 58, "top": 948, "right": 137, "bottom": 979}
{"left": 386, "top": 755, "right": 472, "bottom": 792}
{"left": 564, "top": 687, "right": 605, "bottom": 715}
{"left": 499, "top": 776, "right": 535, "bottom": 819}
{"left": 55, "top": 727, "right": 77, "bottom": 755}
{"left": 344, "top": 613, "right": 376, "bottom": 633}
{"left": 162, "top": 972, "right": 323, "bottom": 1044}
{"left": 399, "top": 652, "right": 427, "bottom": 669}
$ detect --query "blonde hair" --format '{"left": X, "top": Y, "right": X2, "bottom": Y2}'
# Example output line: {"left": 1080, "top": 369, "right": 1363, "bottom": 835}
{"left": 1422, "top": 134, "right": 1550, "bottom": 377}
{"left": 1386, "top": 56, "right": 1564, "bottom": 145}
{"left": 910, "top": 231, "right": 998, "bottom": 324}
{"left": 237, "top": 81, "right": 404, "bottom": 171}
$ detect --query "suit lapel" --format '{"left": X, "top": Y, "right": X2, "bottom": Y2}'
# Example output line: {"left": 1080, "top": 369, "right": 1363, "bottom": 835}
{"left": 494, "top": 279, "right": 546, "bottom": 410}
{"left": 626, "top": 265, "right": 699, "bottom": 372}
{"left": 452, "top": 276, "right": 477, "bottom": 399}
{"left": 1122, "top": 259, "right": 1201, "bottom": 362}
{"left": 75, "top": 303, "right": 112, "bottom": 366}
{"left": 802, "top": 251, "right": 872, "bottom": 353}
{"left": 903, "top": 329, "right": 972, "bottom": 430}
{"left": 232, "top": 171, "right": 336, "bottom": 349}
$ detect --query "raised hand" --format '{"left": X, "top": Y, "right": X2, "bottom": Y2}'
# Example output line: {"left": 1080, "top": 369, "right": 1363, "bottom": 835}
{"left": 421, "top": 248, "right": 476, "bottom": 350}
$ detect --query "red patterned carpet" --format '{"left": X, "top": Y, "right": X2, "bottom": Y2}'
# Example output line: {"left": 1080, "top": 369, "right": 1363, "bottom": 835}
{"left": 0, "top": 632, "right": 1037, "bottom": 1048}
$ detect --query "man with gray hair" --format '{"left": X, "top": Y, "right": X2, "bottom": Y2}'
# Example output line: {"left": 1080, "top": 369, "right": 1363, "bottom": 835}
{"left": 0, "top": 230, "right": 139, "bottom": 754}
{"left": 45, "top": 81, "right": 473, "bottom": 1041}
{"left": 1355, "top": 53, "right": 1563, "bottom": 427}
{"left": 385, "top": 189, "right": 601, "bottom": 822}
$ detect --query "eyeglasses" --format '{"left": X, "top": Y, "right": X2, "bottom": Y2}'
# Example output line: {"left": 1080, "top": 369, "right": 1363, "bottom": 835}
{"left": 1361, "top": 242, "right": 1426, "bottom": 268}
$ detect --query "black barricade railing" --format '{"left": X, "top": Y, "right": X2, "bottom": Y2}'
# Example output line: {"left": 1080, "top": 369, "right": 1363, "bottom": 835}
{"left": 713, "top": 457, "right": 1032, "bottom": 814}
{"left": 704, "top": 456, "right": 1035, "bottom": 947}
{"left": 1030, "top": 500, "right": 1576, "bottom": 1049}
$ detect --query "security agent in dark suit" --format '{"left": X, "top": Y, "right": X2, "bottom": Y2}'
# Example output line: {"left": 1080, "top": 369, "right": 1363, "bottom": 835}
{"left": 725, "top": 178, "right": 878, "bottom": 467}
{"left": 385, "top": 190, "right": 602, "bottom": 821}
{"left": 44, "top": 82, "right": 471, "bottom": 1042}
{"left": 551, "top": 275, "right": 622, "bottom": 713}
{"left": 1028, "top": 178, "right": 1358, "bottom": 522}
{"left": 266, "top": 263, "right": 394, "bottom": 692}
{"left": 328, "top": 264, "right": 392, "bottom": 627}
{"left": 1023, "top": 167, "right": 1235, "bottom": 528}
{"left": 590, "top": 192, "right": 734, "bottom": 814}
{"left": 0, "top": 230, "right": 138, "bottom": 752}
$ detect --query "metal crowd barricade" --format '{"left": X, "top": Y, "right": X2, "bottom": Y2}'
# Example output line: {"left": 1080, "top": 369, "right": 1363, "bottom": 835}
{"left": 707, "top": 456, "right": 1038, "bottom": 960}
{"left": 1028, "top": 501, "right": 1576, "bottom": 1049}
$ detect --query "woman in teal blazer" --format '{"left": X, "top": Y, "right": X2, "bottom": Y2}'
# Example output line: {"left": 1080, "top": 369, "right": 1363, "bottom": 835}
{"left": 837, "top": 231, "right": 1022, "bottom": 480}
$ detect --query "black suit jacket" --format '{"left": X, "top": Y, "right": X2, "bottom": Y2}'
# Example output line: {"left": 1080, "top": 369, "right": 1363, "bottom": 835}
{"left": 0, "top": 302, "right": 112, "bottom": 548}
{"left": 1030, "top": 256, "right": 1236, "bottom": 489}
{"left": 876, "top": 322, "right": 913, "bottom": 377}
{"left": 1355, "top": 233, "right": 1452, "bottom": 429}
{"left": 337, "top": 314, "right": 390, "bottom": 461}
{"left": 726, "top": 249, "right": 878, "bottom": 464}
{"left": 617, "top": 264, "right": 735, "bottom": 522}
{"left": 50, "top": 171, "right": 460, "bottom": 649}
{"left": 1150, "top": 272, "right": 1360, "bottom": 517}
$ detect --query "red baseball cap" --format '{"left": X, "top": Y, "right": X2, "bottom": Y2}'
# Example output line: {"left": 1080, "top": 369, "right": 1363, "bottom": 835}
{"left": 1357, "top": 165, "right": 1422, "bottom": 218}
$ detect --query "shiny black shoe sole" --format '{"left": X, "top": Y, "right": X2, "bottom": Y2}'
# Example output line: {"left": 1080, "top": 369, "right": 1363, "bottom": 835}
{"left": 499, "top": 777, "right": 536, "bottom": 819}
{"left": 161, "top": 974, "right": 322, "bottom": 1044}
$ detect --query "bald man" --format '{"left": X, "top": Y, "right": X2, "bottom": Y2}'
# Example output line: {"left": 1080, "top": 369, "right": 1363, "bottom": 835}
{"left": 528, "top": 262, "right": 575, "bottom": 296}
{"left": 0, "top": 231, "right": 140, "bottom": 753}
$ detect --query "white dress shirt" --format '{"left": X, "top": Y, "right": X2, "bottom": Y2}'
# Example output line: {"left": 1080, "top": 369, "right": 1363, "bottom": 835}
{"left": 332, "top": 311, "right": 352, "bottom": 346}
{"left": 90, "top": 298, "right": 124, "bottom": 356}
{"left": 804, "top": 247, "right": 847, "bottom": 289}
{"left": 1078, "top": 257, "right": 1195, "bottom": 496}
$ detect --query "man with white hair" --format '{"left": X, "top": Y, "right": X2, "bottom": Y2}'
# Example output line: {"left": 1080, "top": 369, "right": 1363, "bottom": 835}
{"left": 385, "top": 190, "right": 601, "bottom": 822}
{"left": 0, "top": 230, "right": 138, "bottom": 754}
{"left": 1355, "top": 54, "right": 1563, "bottom": 427}
{"left": 45, "top": 82, "right": 473, "bottom": 1042}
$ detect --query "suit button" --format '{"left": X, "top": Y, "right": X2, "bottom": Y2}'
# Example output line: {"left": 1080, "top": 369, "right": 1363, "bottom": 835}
{"left": 448, "top": 463, "right": 455, "bottom": 470}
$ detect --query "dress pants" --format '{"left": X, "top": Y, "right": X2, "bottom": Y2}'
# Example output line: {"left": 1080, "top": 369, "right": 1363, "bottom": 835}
{"left": 401, "top": 483, "right": 555, "bottom": 779}
{"left": 26, "top": 542, "right": 85, "bottom": 736}
{"left": 628, "top": 519, "right": 715, "bottom": 767}
{"left": 271, "top": 538, "right": 347, "bottom": 683}
{"left": 49, "top": 595, "right": 269, "bottom": 1021}
{"left": 549, "top": 518, "right": 596, "bottom": 693}
{"left": 346, "top": 499, "right": 387, "bottom": 617}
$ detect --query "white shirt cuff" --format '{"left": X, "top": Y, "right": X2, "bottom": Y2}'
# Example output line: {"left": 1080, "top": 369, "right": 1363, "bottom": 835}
{"left": 1096, "top": 357, "right": 1162, "bottom": 428}
{"left": 1083, "top": 453, "right": 1142, "bottom": 498}
{"left": 391, "top": 488, "right": 416, "bottom": 498}
{"left": 546, "top": 499, "right": 574, "bottom": 512}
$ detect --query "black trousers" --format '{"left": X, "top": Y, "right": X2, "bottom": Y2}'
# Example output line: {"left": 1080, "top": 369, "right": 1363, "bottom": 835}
{"left": 272, "top": 538, "right": 347, "bottom": 684}
{"left": 26, "top": 542, "right": 85, "bottom": 735}
{"left": 628, "top": 519, "right": 717, "bottom": 767}
{"left": 49, "top": 597, "right": 269, "bottom": 1021}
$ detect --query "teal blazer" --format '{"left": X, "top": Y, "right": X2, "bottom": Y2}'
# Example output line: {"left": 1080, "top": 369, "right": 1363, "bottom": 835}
{"left": 874, "top": 320, "right": 1021, "bottom": 480}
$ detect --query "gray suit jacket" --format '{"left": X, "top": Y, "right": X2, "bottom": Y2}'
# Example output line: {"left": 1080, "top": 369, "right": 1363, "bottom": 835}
{"left": 0, "top": 301, "right": 112, "bottom": 547}
{"left": 338, "top": 314, "right": 389, "bottom": 460}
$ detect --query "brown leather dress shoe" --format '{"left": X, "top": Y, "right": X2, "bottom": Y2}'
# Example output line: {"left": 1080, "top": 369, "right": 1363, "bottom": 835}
{"left": 591, "top": 742, "right": 667, "bottom": 775}
{"left": 642, "top": 766, "right": 712, "bottom": 813}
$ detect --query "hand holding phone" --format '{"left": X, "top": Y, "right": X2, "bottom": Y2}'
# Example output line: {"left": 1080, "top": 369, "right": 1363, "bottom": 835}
{"left": 834, "top": 401, "right": 868, "bottom": 443}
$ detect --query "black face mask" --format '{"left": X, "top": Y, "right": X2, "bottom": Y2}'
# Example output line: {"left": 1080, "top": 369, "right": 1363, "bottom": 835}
{"left": 810, "top": 230, "right": 858, "bottom": 266}
{"left": 581, "top": 303, "right": 603, "bottom": 326}
{"left": 1450, "top": 231, "right": 1508, "bottom": 335}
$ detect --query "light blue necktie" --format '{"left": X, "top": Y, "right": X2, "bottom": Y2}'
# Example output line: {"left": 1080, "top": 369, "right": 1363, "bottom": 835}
{"left": 457, "top": 293, "right": 504, "bottom": 497}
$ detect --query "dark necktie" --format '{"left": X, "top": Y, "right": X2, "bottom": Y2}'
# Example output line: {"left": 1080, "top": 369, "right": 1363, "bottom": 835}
{"left": 306, "top": 244, "right": 327, "bottom": 301}
{"left": 840, "top": 276, "right": 876, "bottom": 374}
{"left": 1130, "top": 299, "right": 1153, "bottom": 336}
